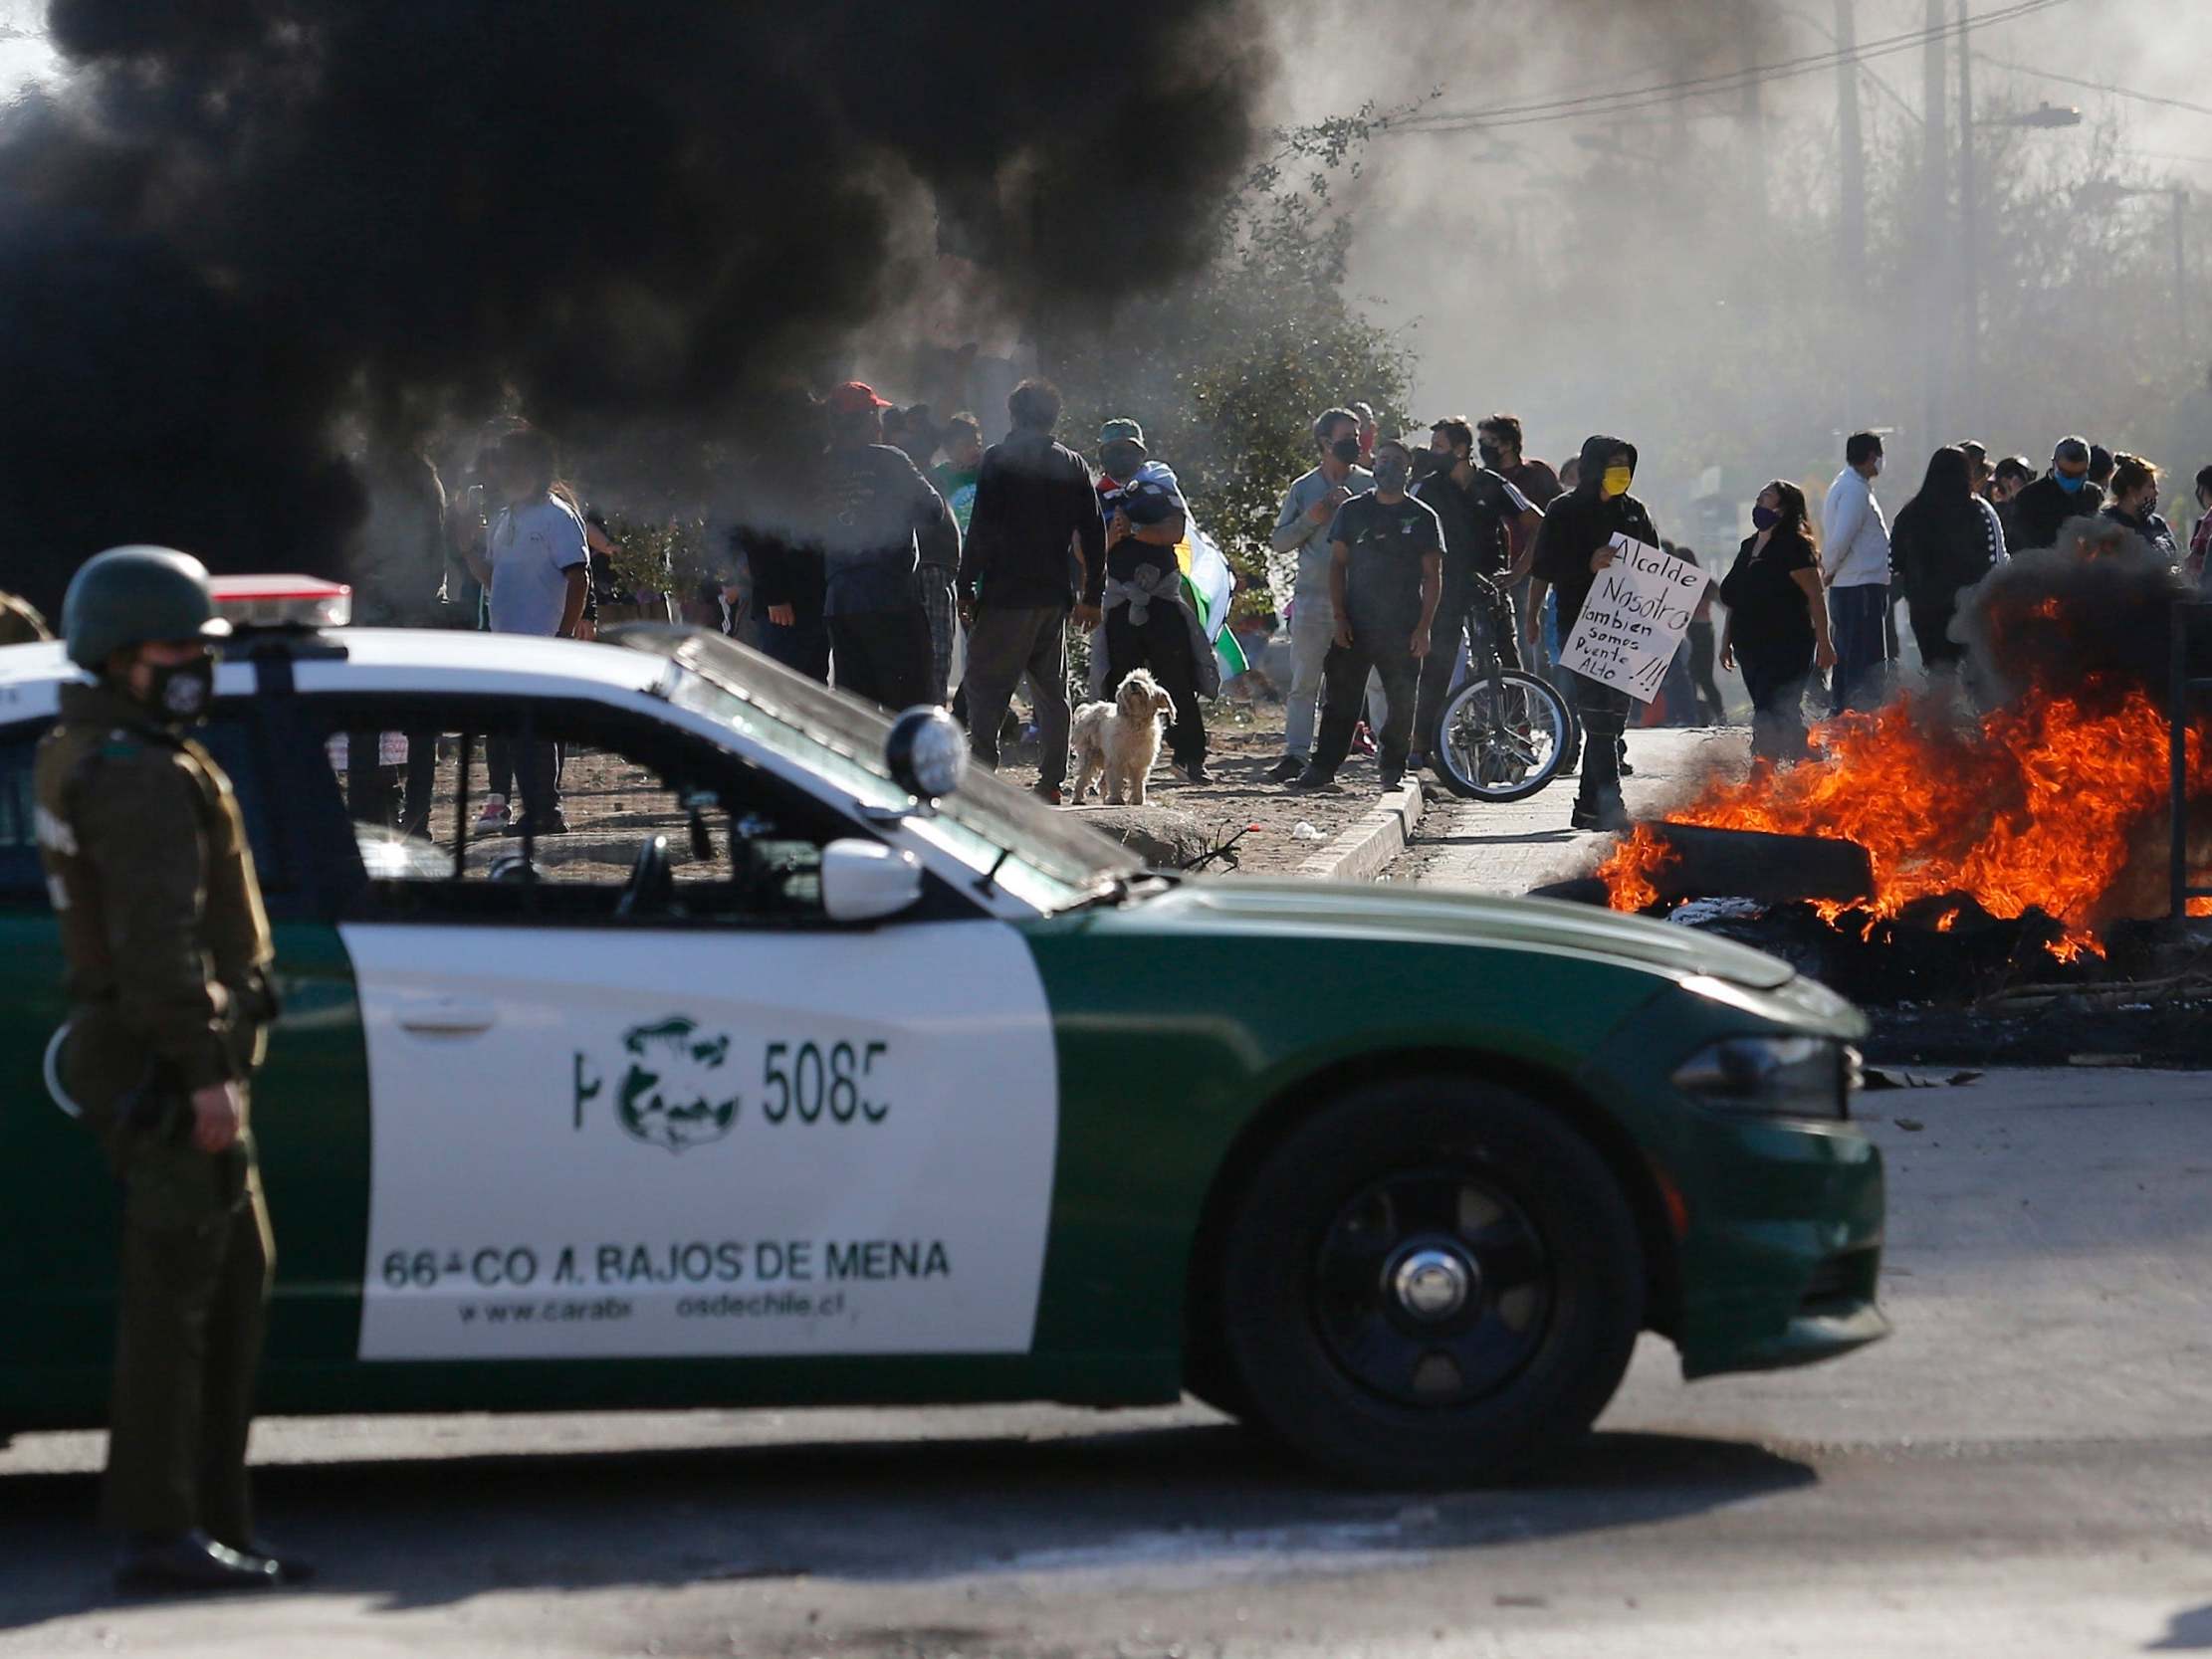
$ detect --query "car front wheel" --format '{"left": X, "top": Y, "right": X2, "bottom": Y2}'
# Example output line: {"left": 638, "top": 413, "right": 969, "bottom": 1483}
{"left": 1220, "top": 1077, "right": 1645, "bottom": 1487}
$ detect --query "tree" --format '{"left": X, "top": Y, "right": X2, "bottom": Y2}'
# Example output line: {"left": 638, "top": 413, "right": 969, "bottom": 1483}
{"left": 1044, "top": 108, "right": 1419, "bottom": 614}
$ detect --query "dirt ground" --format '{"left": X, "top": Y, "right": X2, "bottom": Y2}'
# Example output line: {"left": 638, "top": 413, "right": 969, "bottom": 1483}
{"left": 1039, "top": 702, "right": 1394, "bottom": 877}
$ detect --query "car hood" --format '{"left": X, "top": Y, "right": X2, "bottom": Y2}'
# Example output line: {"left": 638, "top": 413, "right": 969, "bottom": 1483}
{"left": 1127, "top": 881, "right": 1800, "bottom": 991}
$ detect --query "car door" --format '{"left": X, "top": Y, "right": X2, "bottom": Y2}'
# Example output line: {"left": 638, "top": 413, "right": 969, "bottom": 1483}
{"left": 299, "top": 690, "right": 1060, "bottom": 1369}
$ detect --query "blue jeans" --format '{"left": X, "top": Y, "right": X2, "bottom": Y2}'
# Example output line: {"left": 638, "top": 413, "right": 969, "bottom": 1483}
{"left": 1828, "top": 583, "right": 1889, "bottom": 714}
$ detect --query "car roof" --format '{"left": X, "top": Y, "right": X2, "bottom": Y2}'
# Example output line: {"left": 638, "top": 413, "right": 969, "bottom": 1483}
{"left": 0, "top": 629, "right": 670, "bottom": 709}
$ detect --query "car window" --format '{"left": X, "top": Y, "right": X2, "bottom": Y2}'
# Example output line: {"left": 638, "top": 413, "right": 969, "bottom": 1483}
{"left": 302, "top": 696, "right": 858, "bottom": 927}
{"left": 617, "top": 626, "right": 1142, "bottom": 912}
{"left": 0, "top": 711, "right": 284, "bottom": 902}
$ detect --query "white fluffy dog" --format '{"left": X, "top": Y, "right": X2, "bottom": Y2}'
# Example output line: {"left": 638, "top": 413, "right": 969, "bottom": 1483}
{"left": 1071, "top": 668, "right": 1177, "bottom": 805}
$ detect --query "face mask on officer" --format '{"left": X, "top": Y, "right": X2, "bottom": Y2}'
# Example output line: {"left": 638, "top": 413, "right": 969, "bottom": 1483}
{"left": 134, "top": 646, "right": 216, "bottom": 726}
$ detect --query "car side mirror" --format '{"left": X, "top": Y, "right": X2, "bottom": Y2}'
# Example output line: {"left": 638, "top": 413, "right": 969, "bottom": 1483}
{"left": 819, "top": 839, "right": 924, "bottom": 924}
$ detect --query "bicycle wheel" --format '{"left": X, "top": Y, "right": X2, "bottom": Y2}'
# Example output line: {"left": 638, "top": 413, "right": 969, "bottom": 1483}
{"left": 1432, "top": 669, "right": 1575, "bottom": 802}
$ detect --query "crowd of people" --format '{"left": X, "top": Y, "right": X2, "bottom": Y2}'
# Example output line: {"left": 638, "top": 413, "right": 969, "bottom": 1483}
{"left": 16, "top": 385, "right": 2207, "bottom": 839}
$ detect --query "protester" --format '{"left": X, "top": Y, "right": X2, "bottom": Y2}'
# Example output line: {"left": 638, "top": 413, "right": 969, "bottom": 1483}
{"left": 2089, "top": 443, "right": 2115, "bottom": 492}
{"left": 1956, "top": 440, "right": 1991, "bottom": 499}
{"left": 2189, "top": 465, "right": 2212, "bottom": 583}
{"left": 739, "top": 394, "right": 830, "bottom": 682}
{"left": 1529, "top": 436, "right": 1661, "bottom": 831}
{"left": 956, "top": 378, "right": 1104, "bottom": 804}
{"left": 1719, "top": 481, "right": 1835, "bottom": 764}
{"left": 1267, "top": 408, "right": 1373, "bottom": 782}
{"left": 1410, "top": 417, "right": 1539, "bottom": 770}
{"left": 816, "top": 380, "right": 942, "bottom": 711}
{"left": 2101, "top": 454, "right": 2180, "bottom": 565}
{"left": 1095, "top": 418, "right": 1212, "bottom": 783}
{"left": 1476, "top": 412, "right": 1562, "bottom": 572}
{"left": 1676, "top": 545, "right": 1726, "bottom": 726}
{"left": 1888, "top": 445, "right": 2005, "bottom": 675}
{"left": 933, "top": 413, "right": 986, "bottom": 536}
{"left": 1351, "top": 402, "right": 1379, "bottom": 466}
{"left": 1291, "top": 439, "right": 1443, "bottom": 794}
{"left": 1820, "top": 431, "right": 1890, "bottom": 714}
{"left": 465, "top": 424, "right": 587, "bottom": 834}
{"left": 2009, "top": 436, "right": 2100, "bottom": 551}
{"left": 1991, "top": 454, "right": 2036, "bottom": 552}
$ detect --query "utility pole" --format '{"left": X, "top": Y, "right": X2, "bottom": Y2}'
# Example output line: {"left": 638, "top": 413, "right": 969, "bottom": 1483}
{"left": 1835, "top": 0, "right": 1868, "bottom": 435}
{"left": 1921, "top": 0, "right": 1949, "bottom": 450}
{"left": 1956, "top": 0, "right": 1979, "bottom": 435}
{"left": 1835, "top": 0, "right": 1867, "bottom": 305}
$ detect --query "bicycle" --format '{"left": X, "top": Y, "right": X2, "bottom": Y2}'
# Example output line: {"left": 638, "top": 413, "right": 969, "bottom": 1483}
{"left": 1428, "top": 580, "right": 1577, "bottom": 803}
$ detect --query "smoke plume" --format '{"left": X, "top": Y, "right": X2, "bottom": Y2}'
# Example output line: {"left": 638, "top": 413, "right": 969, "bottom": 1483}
{"left": 0, "top": 0, "right": 1272, "bottom": 611}
{"left": 1956, "top": 535, "right": 2193, "bottom": 711}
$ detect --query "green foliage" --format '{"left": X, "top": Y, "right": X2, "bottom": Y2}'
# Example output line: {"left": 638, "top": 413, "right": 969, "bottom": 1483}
{"left": 596, "top": 512, "right": 709, "bottom": 598}
{"left": 1049, "top": 106, "right": 1420, "bottom": 613}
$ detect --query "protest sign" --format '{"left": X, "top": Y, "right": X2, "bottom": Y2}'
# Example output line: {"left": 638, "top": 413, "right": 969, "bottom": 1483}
{"left": 1558, "top": 534, "right": 1704, "bottom": 702}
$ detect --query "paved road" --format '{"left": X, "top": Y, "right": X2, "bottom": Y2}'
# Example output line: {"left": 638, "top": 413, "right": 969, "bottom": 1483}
{"left": 1395, "top": 724, "right": 1745, "bottom": 897}
{"left": 5, "top": 751, "right": 2208, "bottom": 1653}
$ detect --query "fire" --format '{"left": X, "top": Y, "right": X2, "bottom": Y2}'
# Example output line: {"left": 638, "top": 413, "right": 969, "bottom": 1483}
{"left": 1600, "top": 688, "right": 2212, "bottom": 957}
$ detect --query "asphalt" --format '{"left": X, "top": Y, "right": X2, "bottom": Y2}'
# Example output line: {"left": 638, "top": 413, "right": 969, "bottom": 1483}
{"left": 2, "top": 737, "right": 2207, "bottom": 1655}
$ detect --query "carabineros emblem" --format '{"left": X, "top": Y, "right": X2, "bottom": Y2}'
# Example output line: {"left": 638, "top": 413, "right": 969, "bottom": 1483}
{"left": 613, "top": 1016, "right": 739, "bottom": 1153}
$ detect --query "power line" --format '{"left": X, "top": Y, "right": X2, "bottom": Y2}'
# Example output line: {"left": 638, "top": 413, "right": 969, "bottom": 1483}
{"left": 1975, "top": 55, "right": 2212, "bottom": 121}
{"left": 1397, "top": 0, "right": 2075, "bottom": 134}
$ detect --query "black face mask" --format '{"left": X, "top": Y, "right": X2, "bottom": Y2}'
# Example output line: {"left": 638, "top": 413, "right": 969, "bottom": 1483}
{"left": 144, "top": 654, "right": 215, "bottom": 725}
{"left": 1330, "top": 437, "right": 1361, "bottom": 465}
{"left": 1477, "top": 441, "right": 1504, "bottom": 469}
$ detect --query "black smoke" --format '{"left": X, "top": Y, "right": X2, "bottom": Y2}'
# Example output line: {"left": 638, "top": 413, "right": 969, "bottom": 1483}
{"left": 0, "top": 1, "right": 1271, "bottom": 612}
{"left": 1953, "top": 534, "right": 2193, "bottom": 712}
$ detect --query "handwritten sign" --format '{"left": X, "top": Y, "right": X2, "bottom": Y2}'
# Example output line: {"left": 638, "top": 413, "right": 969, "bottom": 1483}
{"left": 1559, "top": 534, "right": 1704, "bottom": 702}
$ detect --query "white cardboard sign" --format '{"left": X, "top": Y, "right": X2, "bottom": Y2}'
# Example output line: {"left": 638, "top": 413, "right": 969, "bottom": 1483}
{"left": 1559, "top": 533, "right": 1703, "bottom": 703}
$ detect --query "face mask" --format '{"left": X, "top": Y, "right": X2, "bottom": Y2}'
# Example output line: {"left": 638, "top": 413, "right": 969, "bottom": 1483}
{"left": 2143, "top": 494, "right": 2159, "bottom": 518}
{"left": 145, "top": 654, "right": 215, "bottom": 725}
{"left": 1477, "top": 441, "right": 1504, "bottom": 468}
{"left": 2055, "top": 471, "right": 2086, "bottom": 495}
{"left": 1601, "top": 466, "right": 1634, "bottom": 500}
{"left": 1752, "top": 505, "right": 1780, "bottom": 531}
{"left": 1374, "top": 457, "right": 1412, "bottom": 493}
{"left": 1330, "top": 437, "right": 1361, "bottom": 465}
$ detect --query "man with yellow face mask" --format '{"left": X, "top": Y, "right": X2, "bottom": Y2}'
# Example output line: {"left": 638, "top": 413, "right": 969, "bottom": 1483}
{"left": 1529, "top": 435, "right": 1662, "bottom": 832}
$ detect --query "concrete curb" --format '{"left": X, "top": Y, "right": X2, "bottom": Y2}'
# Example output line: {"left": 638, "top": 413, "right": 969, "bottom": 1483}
{"left": 1295, "top": 779, "right": 1426, "bottom": 884}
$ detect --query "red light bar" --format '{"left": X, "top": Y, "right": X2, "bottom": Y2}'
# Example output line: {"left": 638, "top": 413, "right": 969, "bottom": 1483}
{"left": 208, "top": 574, "right": 353, "bottom": 629}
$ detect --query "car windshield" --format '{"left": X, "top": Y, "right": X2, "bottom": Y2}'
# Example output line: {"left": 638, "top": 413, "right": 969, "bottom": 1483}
{"left": 610, "top": 625, "right": 1144, "bottom": 912}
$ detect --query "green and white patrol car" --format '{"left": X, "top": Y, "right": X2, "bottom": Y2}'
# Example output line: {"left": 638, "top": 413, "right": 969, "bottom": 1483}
{"left": 0, "top": 582, "right": 1885, "bottom": 1486}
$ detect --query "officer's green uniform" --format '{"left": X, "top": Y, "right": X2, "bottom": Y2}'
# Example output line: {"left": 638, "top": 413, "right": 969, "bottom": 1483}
{"left": 0, "top": 588, "right": 51, "bottom": 645}
{"left": 34, "top": 576, "right": 276, "bottom": 1547}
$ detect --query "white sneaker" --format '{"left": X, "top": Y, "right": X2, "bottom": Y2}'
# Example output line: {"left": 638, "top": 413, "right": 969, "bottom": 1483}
{"left": 475, "top": 794, "right": 510, "bottom": 830}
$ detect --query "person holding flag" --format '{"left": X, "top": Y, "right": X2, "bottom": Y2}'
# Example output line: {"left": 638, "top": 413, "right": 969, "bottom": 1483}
{"left": 1092, "top": 419, "right": 1214, "bottom": 784}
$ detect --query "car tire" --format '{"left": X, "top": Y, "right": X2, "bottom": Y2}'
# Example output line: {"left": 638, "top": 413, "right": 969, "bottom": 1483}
{"left": 1219, "top": 1077, "right": 1644, "bottom": 1488}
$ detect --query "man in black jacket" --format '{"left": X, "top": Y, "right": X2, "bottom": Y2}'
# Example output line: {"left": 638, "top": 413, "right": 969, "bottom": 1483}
{"left": 2008, "top": 436, "right": 2100, "bottom": 552}
{"left": 1530, "top": 434, "right": 1662, "bottom": 832}
{"left": 956, "top": 378, "right": 1106, "bottom": 803}
{"left": 815, "top": 381, "right": 946, "bottom": 710}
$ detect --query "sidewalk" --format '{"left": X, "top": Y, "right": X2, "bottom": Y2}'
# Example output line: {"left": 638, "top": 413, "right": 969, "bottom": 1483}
{"left": 1394, "top": 726, "right": 1749, "bottom": 895}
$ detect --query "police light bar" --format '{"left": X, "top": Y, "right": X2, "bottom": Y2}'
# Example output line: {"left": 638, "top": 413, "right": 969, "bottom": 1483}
{"left": 208, "top": 575, "right": 353, "bottom": 629}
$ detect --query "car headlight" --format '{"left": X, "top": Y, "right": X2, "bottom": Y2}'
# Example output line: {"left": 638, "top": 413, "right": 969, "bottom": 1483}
{"left": 1670, "top": 1035, "right": 1857, "bottom": 1121}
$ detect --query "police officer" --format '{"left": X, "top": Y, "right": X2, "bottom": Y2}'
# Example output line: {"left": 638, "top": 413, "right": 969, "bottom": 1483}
{"left": 35, "top": 547, "right": 306, "bottom": 1592}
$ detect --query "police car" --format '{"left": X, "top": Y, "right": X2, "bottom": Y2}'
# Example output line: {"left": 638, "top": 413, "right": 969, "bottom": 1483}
{"left": 0, "top": 580, "right": 1884, "bottom": 1486}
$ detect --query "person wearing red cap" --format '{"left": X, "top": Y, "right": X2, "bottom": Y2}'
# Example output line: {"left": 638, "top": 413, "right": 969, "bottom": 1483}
{"left": 814, "top": 382, "right": 950, "bottom": 711}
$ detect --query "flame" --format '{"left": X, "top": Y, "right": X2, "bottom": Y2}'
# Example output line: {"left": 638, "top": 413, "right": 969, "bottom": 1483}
{"left": 1599, "top": 688, "right": 2211, "bottom": 957}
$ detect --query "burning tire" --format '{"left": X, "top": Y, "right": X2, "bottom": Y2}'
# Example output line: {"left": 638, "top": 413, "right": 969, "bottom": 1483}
{"left": 1218, "top": 1078, "right": 1644, "bottom": 1487}
{"left": 1432, "top": 670, "right": 1576, "bottom": 803}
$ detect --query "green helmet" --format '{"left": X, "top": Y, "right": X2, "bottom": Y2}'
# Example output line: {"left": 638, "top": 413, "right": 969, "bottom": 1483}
{"left": 62, "top": 545, "right": 231, "bottom": 671}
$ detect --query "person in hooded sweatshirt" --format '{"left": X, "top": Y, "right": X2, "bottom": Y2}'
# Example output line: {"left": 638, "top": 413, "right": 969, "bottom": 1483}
{"left": 1527, "top": 435, "right": 1661, "bottom": 832}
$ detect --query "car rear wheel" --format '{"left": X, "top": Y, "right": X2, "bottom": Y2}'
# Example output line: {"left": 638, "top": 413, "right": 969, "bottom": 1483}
{"left": 1219, "top": 1077, "right": 1644, "bottom": 1487}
